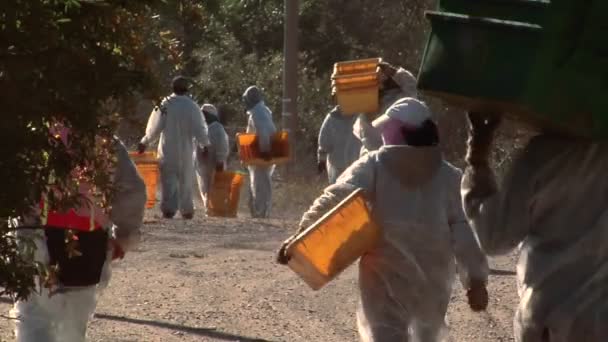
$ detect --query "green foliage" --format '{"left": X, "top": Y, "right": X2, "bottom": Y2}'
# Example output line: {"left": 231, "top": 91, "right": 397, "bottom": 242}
{"left": 0, "top": 0, "right": 169, "bottom": 300}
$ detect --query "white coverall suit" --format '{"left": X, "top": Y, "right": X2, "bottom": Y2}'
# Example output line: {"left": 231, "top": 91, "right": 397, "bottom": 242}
{"left": 243, "top": 87, "right": 277, "bottom": 218}
{"left": 12, "top": 139, "right": 146, "bottom": 342}
{"left": 140, "top": 94, "right": 210, "bottom": 217}
{"left": 195, "top": 104, "right": 229, "bottom": 210}
{"left": 318, "top": 106, "right": 362, "bottom": 184}
{"left": 462, "top": 135, "right": 608, "bottom": 342}
{"left": 299, "top": 145, "right": 489, "bottom": 342}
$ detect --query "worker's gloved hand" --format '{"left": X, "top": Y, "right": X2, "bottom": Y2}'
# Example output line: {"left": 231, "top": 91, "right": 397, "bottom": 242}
{"left": 378, "top": 61, "right": 398, "bottom": 79}
{"left": 317, "top": 161, "right": 327, "bottom": 174}
{"left": 216, "top": 162, "right": 225, "bottom": 172}
{"left": 109, "top": 238, "right": 126, "bottom": 260}
{"left": 276, "top": 238, "right": 293, "bottom": 265}
{"left": 465, "top": 112, "right": 501, "bottom": 167}
{"left": 467, "top": 279, "right": 489, "bottom": 312}
{"left": 137, "top": 142, "right": 147, "bottom": 155}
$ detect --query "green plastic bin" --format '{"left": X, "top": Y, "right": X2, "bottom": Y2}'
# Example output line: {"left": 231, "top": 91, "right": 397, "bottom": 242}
{"left": 418, "top": 2, "right": 608, "bottom": 139}
{"left": 418, "top": 12, "right": 542, "bottom": 109}
{"left": 438, "top": 0, "right": 550, "bottom": 25}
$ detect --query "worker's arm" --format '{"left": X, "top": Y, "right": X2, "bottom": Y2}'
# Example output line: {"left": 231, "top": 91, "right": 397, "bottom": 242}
{"left": 110, "top": 139, "right": 147, "bottom": 252}
{"left": 277, "top": 153, "right": 377, "bottom": 264}
{"left": 192, "top": 105, "right": 210, "bottom": 148}
{"left": 462, "top": 153, "right": 533, "bottom": 256}
{"left": 317, "top": 114, "right": 334, "bottom": 164}
{"left": 140, "top": 103, "right": 167, "bottom": 146}
{"left": 250, "top": 105, "right": 275, "bottom": 153}
{"left": 392, "top": 68, "right": 418, "bottom": 98}
{"left": 298, "top": 153, "right": 376, "bottom": 233}
{"left": 211, "top": 124, "right": 230, "bottom": 162}
{"left": 447, "top": 167, "right": 489, "bottom": 290}
{"left": 353, "top": 114, "right": 382, "bottom": 155}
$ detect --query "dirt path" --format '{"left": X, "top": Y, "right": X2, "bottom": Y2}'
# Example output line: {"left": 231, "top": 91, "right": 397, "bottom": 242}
{"left": 0, "top": 206, "right": 520, "bottom": 341}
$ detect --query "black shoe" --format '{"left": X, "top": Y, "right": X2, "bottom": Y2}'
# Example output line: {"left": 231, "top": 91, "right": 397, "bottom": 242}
{"left": 182, "top": 213, "right": 194, "bottom": 220}
{"left": 162, "top": 212, "right": 175, "bottom": 219}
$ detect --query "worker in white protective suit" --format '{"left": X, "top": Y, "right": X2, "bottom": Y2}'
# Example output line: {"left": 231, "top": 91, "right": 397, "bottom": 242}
{"left": 195, "top": 104, "right": 229, "bottom": 211}
{"left": 278, "top": 98, "right": 489, "bottom": 342}
{"left": 353, "top": 61, "right": 419, "bottom": 156}
{"left": 317, "top": 105, "right": 362, "bottom": 184}
{"left": 243, "top": 86, "right": 277, "bottom": 218}
{"left": 461, "top": 112, "right": 608, "bottom": 342}
{"left": 138, "top": 76, "right": 210, "bottom": 219}
{"left": 11, "top": 125, "right": 146, "bottom": 342}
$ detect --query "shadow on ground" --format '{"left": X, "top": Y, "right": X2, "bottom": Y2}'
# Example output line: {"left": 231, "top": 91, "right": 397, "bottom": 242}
{"left": 95, "top": 313, "right": 273, "bottom": 342}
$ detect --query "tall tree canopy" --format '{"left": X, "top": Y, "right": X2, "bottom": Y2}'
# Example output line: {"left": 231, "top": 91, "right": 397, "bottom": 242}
{"left": 0, "top": 0, "right": 177, "bottom": 299}
{"left": 1, "top": 0, "right": 444, "bottom": 299}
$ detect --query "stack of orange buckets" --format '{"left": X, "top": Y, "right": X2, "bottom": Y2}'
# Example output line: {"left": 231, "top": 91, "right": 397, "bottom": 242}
{"left": 331, "top": 58, "right": 382, "bottom": 115}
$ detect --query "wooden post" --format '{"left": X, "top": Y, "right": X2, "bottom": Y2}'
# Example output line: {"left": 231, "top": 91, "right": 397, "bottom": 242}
{"left": 282, "top": 0, "right": 299, "bottom": 175}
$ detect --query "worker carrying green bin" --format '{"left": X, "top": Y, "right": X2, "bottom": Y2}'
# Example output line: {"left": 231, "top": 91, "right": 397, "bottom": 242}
{"left": 418, "top": 1, "right": 608, "bottom": 341}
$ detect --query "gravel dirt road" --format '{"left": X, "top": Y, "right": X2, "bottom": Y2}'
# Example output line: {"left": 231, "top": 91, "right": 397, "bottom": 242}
{"left": 0, "top": 187, "right": 520, "bottom": 342}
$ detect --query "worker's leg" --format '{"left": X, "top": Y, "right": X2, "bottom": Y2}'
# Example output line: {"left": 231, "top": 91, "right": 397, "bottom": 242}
{"left": 179, "top": 158, "right": 196, "bottom": 219}
{"left": 160, "top": 162, "right": 179, "bottom": 218}
{"left": 13, "top": 289, "right": 56, "bottom": 342}
{"left": 250, "top": 165, "right": 273, "bottom": 218}
{"left": 195, "top": 159, "right": 213, "bottom": 212}
{"left": 54, "top": 286, "right": 98, "bottom": 342}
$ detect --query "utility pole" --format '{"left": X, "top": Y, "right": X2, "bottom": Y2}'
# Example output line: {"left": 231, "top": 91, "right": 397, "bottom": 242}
{"left": 282, "top": 0, "right": 299, "bottom": 175}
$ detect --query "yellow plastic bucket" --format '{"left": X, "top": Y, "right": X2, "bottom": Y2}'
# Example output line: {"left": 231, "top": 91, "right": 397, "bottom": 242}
{"left": 236, "top": 131, "right": 290, "bottom": 166}
{"left": 331, "top": 72, "right": 380, "bottom": 115}
{"left": 128, "top": 151, "right": 158, "bottom": 209}
{"left": 333, "top": 57, "right": 382, "bottom": 76}
{"left": 332, "top": 71, "right": 379, "bottom": 86}
{"left": 285, "top": 189, "right": 380, "bottom": 290}
{"left": 207, "top": 171, "right": 245, "bottom": 218}
{"left": 333, "top": 86, "right": 379, "bottom": 115}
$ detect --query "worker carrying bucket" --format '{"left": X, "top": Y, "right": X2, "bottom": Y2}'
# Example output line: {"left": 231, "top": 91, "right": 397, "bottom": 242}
{"left": 278, "top": 98, "right": 489, "bottom": 342}
{"left": 10, "top": 123, "right": 146, "bottom": 342}
{"left": 195, "top": 104, "right": 230, "bottom": 215}
{"left": 138, "top": 76, "right": 210, "bottom": 220}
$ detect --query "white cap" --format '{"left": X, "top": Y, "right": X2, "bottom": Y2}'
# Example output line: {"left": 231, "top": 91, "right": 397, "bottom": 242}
{"left": 201, "top": 104, "right": 218, "bottom": 117}
{"left": 372, "top": 97, "right": 431, "bottom": 129}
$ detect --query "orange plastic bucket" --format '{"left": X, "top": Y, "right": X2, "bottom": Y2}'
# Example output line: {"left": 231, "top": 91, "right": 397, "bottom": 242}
{"left": 285, "top": 189, "right": 380, "bottom": 290}
{"left": 207, "top": 171, "right": 245, "bottom": 217}
{"left": 333, "top": 57, "right": 382, "bottom": 76}
{"left": 128, "top": 151, "right": 159, "bottom": 209}
{"left": 331, "top": 72, "right": 379, "bottom": 86}
{"left": 331, "top": 71, "right": 380, "bottom": 115}
{"left": 236, "top": 131, "right": 290, "bottom": 166}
